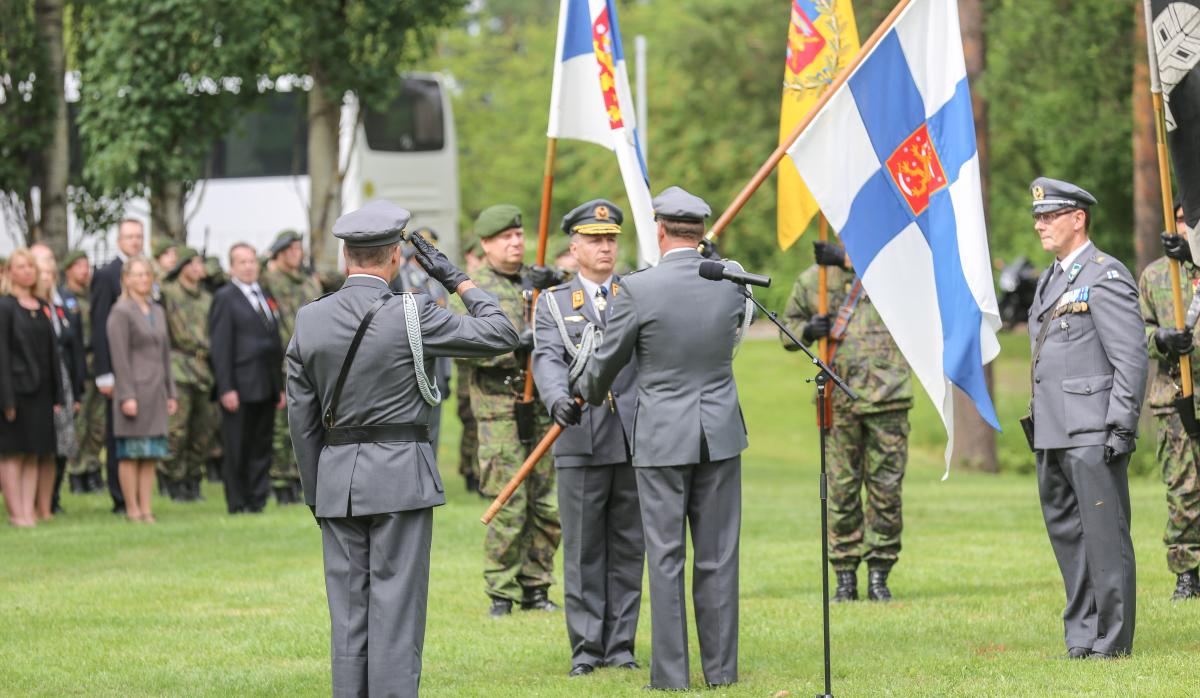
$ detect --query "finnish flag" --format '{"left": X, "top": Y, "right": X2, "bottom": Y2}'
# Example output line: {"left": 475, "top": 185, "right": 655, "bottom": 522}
{"left": 548, "top": 0, "right": 658, "bottom": 265}
{"left": 787, "top": 0, "right": 1001, "bottom": 471}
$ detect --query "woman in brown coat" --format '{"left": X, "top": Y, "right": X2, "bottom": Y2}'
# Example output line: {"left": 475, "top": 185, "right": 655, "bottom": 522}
{"left": 107, "top": 256, "right": 177, "bottom": 523}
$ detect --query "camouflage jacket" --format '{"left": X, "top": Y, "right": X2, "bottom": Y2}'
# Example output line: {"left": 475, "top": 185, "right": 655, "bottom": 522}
{"left": 61, "top": 284, "right": 93, "bottom": 375}
{"left": 782, "top": 264, "right": 913, "bottom": 415}
{"left": 1138, "top": 256, "right": 1200, "bottom": 415}
{"left": 161, "top": 279, "right": 213, "bottom": 388}
{"left": 465, "top": 263, "right": 539, "bottom": 421}
{"left": 260, "top": 266, "right": 323, "bottom": 350}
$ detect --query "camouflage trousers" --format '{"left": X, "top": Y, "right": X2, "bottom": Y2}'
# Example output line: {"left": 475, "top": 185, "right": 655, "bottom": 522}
{"left": 67, "top": 383, "right": 106, "bottom": 476}
{"left": 1154, "top": 412, "right": 1200, "bottom": 574}
{"left": 270, "top": 405, "right": 301, "bottom": 486}
{"left": 162, "top": 383, "right": 216, "bottom": 482}
{"left": 479, "top": 416, "right": 561, "bottom": 601}
{"left": 456, "top": 367, "right": 478, "bottom": 482}
{"left": 826, "top": 409, "right": 910, "bottom": 572}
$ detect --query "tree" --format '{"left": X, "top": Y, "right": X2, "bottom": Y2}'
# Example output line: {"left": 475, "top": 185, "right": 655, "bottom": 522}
{"left": 75, "top": 0, "right": 271, "bottom": 242}
{"left": 269, "top": 0, "right": 468, "bottom": 268}
{"left": 34, "top": 0, "right": 69, "bottom": 256}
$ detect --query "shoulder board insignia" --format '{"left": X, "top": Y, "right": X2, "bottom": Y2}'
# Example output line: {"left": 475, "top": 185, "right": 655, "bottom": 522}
{"left": 1095, "top": 255, "right": 1105, "bottom": 263}
{"left": 571, "top": 289, "right": 585, "bottom": 310}
{"left": 611, "top": 281, "right": 620, "bottom": 296}
{"left": 1106, "top": 270, "right": 1119, "bottom": 280}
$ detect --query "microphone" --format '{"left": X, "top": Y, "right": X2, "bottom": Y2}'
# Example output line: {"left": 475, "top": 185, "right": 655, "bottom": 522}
{"left": 698, "top": 260, "right": 771, "bottom": 288}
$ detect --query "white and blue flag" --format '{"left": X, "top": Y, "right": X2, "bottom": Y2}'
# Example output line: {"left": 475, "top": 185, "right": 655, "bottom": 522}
{"left": 548, "top": 0, "right": 658, "bottom": 265}
{"left": 787, "top": 0, "right": 1001, "bottom": 470}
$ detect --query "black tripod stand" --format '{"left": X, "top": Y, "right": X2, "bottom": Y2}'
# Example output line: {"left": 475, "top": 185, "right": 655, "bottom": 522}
{"left": 737, "top": 285, "right": 857, "bottom": 698}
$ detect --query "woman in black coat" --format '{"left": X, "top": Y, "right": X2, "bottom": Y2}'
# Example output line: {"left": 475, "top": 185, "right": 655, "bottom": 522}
{"left": 0, "top": 249, "right": 63, "bottom": 527}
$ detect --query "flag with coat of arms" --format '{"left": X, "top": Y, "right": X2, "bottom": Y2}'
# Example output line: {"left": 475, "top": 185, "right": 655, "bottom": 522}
{"left": 786, "top": 0, "right": 1001, "bottom": 471}
{"left": 548, "top": 0, "right": 659, "bottom": 266}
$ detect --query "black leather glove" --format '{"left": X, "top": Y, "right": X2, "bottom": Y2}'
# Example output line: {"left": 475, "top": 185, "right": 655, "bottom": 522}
{"left": 410, "top": 232, "right": 470, "bottom": 293}
{"left": 1162, "top": 231, "right": 1193, "bottom": 264}
{"left": 1154, "top": 327, "right": 1195, "bottom": 356}
{"left": 802, "top": 314, "right": 832, "bottom": 344}
{"left": 698, "top": 238, "right": 719, "bottom": 260}
{"left": 529, "top": 265, "right": 566, "bottom": 290}
{"left": 517, "top": 328, "right": 535, "bottom": 351}
{"left": 551, "top": 397, "right": 582, "bottom": 427}
{"left": 1104, "top": 428, "right": 1135, "bottom": 463}
{"left": 813, "top": 240, "right": 847, "bottom": 268}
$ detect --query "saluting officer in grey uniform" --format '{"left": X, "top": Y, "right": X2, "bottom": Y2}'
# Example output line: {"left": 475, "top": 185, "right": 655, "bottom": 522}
{"left": 1025, "top": 177, "right": 1148, "bottom": 659}
{"left": 286, "top": 200, "right": 519, "bottom": 697}
{"left": 532, "top": 199, "right": 644, "bottom": 677}
{"left": 575, "top": 186, "right": 748, "bottom": 690}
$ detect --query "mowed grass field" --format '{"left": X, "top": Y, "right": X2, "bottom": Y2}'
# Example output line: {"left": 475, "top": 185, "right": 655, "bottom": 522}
{"left": 3, "top": 335, "right": 1198, "bottom": 697}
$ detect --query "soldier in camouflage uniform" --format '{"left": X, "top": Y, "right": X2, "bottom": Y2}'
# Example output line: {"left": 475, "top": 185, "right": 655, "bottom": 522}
{"left": 457, "top": 234, "right": 485, "bottom": 494}
{"left": 259, "top": 230, "right": 322, "bottom": 505}
{"left": 200, "top": 256, "right": 228, "bottom": 481}
{"left": 782, "top": 240, "right": 913, "bottom": 602}
{"left": 62, "top": 250, "right": 107, "bottom": 493}
{"left": 466, "top": 204, "right": 561, "bottom": 617}
{"left": 1138, "top": 202, "right": 1200, "bottom": 600}
{"left": 160, "top": 247, "right": 215, "bottom": 502}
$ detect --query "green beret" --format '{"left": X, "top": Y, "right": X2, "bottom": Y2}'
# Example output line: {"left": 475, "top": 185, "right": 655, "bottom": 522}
{"left": 62, "top": 249, "right": 88, "bottom": 270}
{"left": 151, "top": 237, "right": 178, "bottom": 259}
{"left": 269, "top": 230, "right": 303, "bottom": 258}
{"left": 166, "top": 247, "right": 201, "bottom": 280}
{"left": 474, "top": 204, "right": 523, "bottom": 239}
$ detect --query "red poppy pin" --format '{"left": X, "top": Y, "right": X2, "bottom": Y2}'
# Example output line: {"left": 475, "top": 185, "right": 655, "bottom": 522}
{"left": 43, "top": 306, "right": 52, "bottom": 320}
{"left": 267, "top": 297, "right": 278, "bottom": 313}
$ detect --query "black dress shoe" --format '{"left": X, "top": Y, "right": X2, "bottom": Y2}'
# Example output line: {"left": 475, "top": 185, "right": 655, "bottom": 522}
{"left": 833, "top": 570, "right": 858, "bottom": 602}
{"left": 867, "top": 567, "right": 893, "bottom": 602}
{"left": 489, "top": 597, "right": 513, "bottom": 618}
{"left": 111, "top": 503, "right": 126, "bottom": 515}
{"left": 521, "top": 587, "right": 560, "bottom": 611}
{"left": 1172, "top": 569, "right": 1199, "bottom": 601}
{"left": 1067, "top": 647, "right": 1092, "bottom": 659}
{"left": 613, "top": 660, "right": 639, "bottom": 670}
{"left": 568, "top": 664, "right": 594, "bottom": 677}
{"left": 69, "top": 474, "right": 87, "bottom": 494}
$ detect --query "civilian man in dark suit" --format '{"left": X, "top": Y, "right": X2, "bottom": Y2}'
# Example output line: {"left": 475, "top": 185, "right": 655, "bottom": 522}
{"left": 91, "top": 219, "right": 145, "bottom": 513}
{"left": 210, "top": 242, "right": 284, "bottom": 514}
{"left": 575, "top": 186, "right": 749, "bottom": 690}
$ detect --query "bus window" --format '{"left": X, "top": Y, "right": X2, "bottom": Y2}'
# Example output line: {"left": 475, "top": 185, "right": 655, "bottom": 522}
{"left": 363, "top": 78, "right": 444, "bottom": 153}
{"left": 207, "top": 92, "right": 308, "bottom": 179}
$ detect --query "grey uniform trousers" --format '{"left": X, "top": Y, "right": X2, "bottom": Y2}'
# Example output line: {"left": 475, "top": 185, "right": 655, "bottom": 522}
{"left": 557, "top": 463, "right": 645, "bottom": 668}
{"left": 322, "top": 508, "right": 434, "bottom": 698}
{"left": 635, "top": 456, "right": 741, "bottom": 689}
{"left": 1037, "top": 445, "right": 1136, "bottom": 655}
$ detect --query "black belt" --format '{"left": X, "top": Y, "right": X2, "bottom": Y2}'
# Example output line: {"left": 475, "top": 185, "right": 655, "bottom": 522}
{"left": 324, "top": 423, "right": 431, "bottom": 446}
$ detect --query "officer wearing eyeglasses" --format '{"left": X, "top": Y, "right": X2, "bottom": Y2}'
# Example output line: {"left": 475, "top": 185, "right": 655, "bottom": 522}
{"left": 1024, "top": 177, "right": 1148, "bottom": 659}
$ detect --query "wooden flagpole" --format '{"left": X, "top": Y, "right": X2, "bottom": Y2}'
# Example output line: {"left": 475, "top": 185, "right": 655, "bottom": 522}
{"left": 703, "top": 0, "right": 916, "bottom": 243}
{"left": 521, "top": 138, "right": 559, "bottom": 404}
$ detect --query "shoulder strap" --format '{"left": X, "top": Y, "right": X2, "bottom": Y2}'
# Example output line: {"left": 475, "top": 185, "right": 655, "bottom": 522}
{"left": 323, "top": 292, "right": 395, "bottom": 429}
{"left": 1027, "top": 309, "right": 1056, "bottom": 389}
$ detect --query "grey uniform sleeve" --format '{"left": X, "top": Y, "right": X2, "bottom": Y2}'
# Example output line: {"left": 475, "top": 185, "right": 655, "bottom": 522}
{"left": 286, "top": 326, "right": 324, "bottom": 508}
{"left": 577, "top": 281, "right": 638, "bottom": 406}
{"left": 1091, "top": 269, "right": 1150, "bottom": 449}
{"left": 420, "top": 287, "right": 519, "bottom": 358}
{"left": 532, "top": 292, "right": 571, "bottom": 412}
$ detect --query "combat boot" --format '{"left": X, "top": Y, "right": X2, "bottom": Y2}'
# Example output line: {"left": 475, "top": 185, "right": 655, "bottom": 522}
{"left": 1172, "top": 569, "right": 1199, "bottom": 601}
{"left": 69, "top": 474, "right": 87, "bottom": 494}
{"left": 206, "top": 457, "right": 222, "bottom": 483}
{"left": 489, "top": 597, "right": 513, "bottom": 618}
{"left": 273, "top": 486, "right": 290, "bottom": 505}
{"left": 521, "top": 586, "right": 561, "bottom": 612}
{"left": 867, "top": 567, "right": 893, "bottom": 602}
{"left": 86, "top": 471, "right": 105, "bottom": 493}
{"left": 833, "top": 571, "right": 858, "bottom": 602}
{"left": 190, "top": 477, "right": 206, "bottom": 502}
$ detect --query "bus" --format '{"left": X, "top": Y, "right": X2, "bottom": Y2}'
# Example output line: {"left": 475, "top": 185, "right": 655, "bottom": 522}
{"left": 1, "top": 72, "right": 460, "bottom": 266}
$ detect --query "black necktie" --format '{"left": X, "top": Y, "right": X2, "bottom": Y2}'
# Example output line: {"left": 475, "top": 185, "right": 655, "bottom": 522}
{"left": 598, "top": 286, "right": 610, "bottom": 325}
{"left": 252, "top": 288, "right": 271, "bottom": 326}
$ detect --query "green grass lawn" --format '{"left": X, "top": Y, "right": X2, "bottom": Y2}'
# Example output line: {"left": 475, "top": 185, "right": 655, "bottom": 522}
{"left": 2, "top": 336, "right": 1196, "bottom": 697}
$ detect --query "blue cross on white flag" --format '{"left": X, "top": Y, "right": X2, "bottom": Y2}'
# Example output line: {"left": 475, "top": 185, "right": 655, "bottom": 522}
{"left": 786, "top": 0, "right": 1001, "bottom": 473}
{"left": 548, "top": 0, "right": 658, "bottom": 265}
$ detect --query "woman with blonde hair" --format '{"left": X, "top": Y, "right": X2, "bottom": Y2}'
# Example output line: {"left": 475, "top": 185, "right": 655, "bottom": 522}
{"left": 106, "top": 256, "right": 176, "bottom": 523}
{"left": 0, "top": 249, "right": 63, "bottom": 527}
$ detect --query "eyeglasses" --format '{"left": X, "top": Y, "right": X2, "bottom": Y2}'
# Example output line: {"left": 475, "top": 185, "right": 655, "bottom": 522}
{"left": 1033, "top": 209, "right": 1078, "bottom": 225}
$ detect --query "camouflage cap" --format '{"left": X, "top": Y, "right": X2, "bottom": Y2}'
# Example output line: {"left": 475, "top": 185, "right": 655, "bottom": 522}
{"left": 474, "top": 204, "right": 523, "bottom": 239}
{"left": 269, "top": 229, "right": 303, "bottom": 258}
{"left": 333, "top": 200, "right": 411, "bottom": 247}
{"left": 152, "top": 237, "right": 178, "bottom": 259}
{"left": 1030, "top": 177, "right": 1097, "bottom": 215}
{"left": 62, "top": 249, "right": 88, "bottom": 270}
{"left": 561, "top": 199, "right": 623, "bottom": 235}
{"left": 166, "top": 247, "right": 202, "bottom": 280}
{"left": 652, "top": 186, "right": 711, "bottom": 222}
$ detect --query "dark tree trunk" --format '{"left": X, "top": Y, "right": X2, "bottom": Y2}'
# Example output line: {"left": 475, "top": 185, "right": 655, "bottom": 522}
{"left": 1133, "top": 2, "right": 1164, "bottom": 275}
{"left": 34, "top": 0, "right": 69, "bottom": 257}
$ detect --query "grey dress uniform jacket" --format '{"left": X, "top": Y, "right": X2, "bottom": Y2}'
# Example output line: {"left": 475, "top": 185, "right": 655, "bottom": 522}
{"left": 576, "top": 247, "right": 748, "bottom": 689}
{"left": 1027, "top": 242, "right": 1148, "bottom": 657}
{"left": 533, "top": 275, "right": 644, "bottom": 669}
{"left": 287, "top": 275, "right": 518, "bottom": 698}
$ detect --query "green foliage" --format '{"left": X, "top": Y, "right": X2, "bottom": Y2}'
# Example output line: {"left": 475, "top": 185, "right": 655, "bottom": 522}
{"left": 0, "top": 0, "right": 53, "bottom": 225}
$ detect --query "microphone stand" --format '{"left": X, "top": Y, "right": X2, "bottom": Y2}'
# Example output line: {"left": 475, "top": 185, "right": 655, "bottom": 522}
{"left": 736, "top": 284, "right": 857, "bottom": 698}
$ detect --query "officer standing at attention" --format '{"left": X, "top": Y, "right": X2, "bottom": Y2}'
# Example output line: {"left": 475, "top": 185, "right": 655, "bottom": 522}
{"left": 781, "top": 239, "right": 913, "bottom": 602}
{"left": 466, "top": 204, "right": 562, "bottom": 617}
{"left": 1138, "top": 200, "right": 1200, "bottom": 600}
{"left": 1025, "top": 177, "right": 1147, "bottom": 659}
{"left": 532, "top": 199, "right": 644, "bottom": 677}
{"left": 575, "top": 186, "right": 748, "bottom": 690}
{"left": 286, "top": 200, "right": 518, "bottom": 697}
{"left": 261, "top": 229, "right": 323, "bottom": 505}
